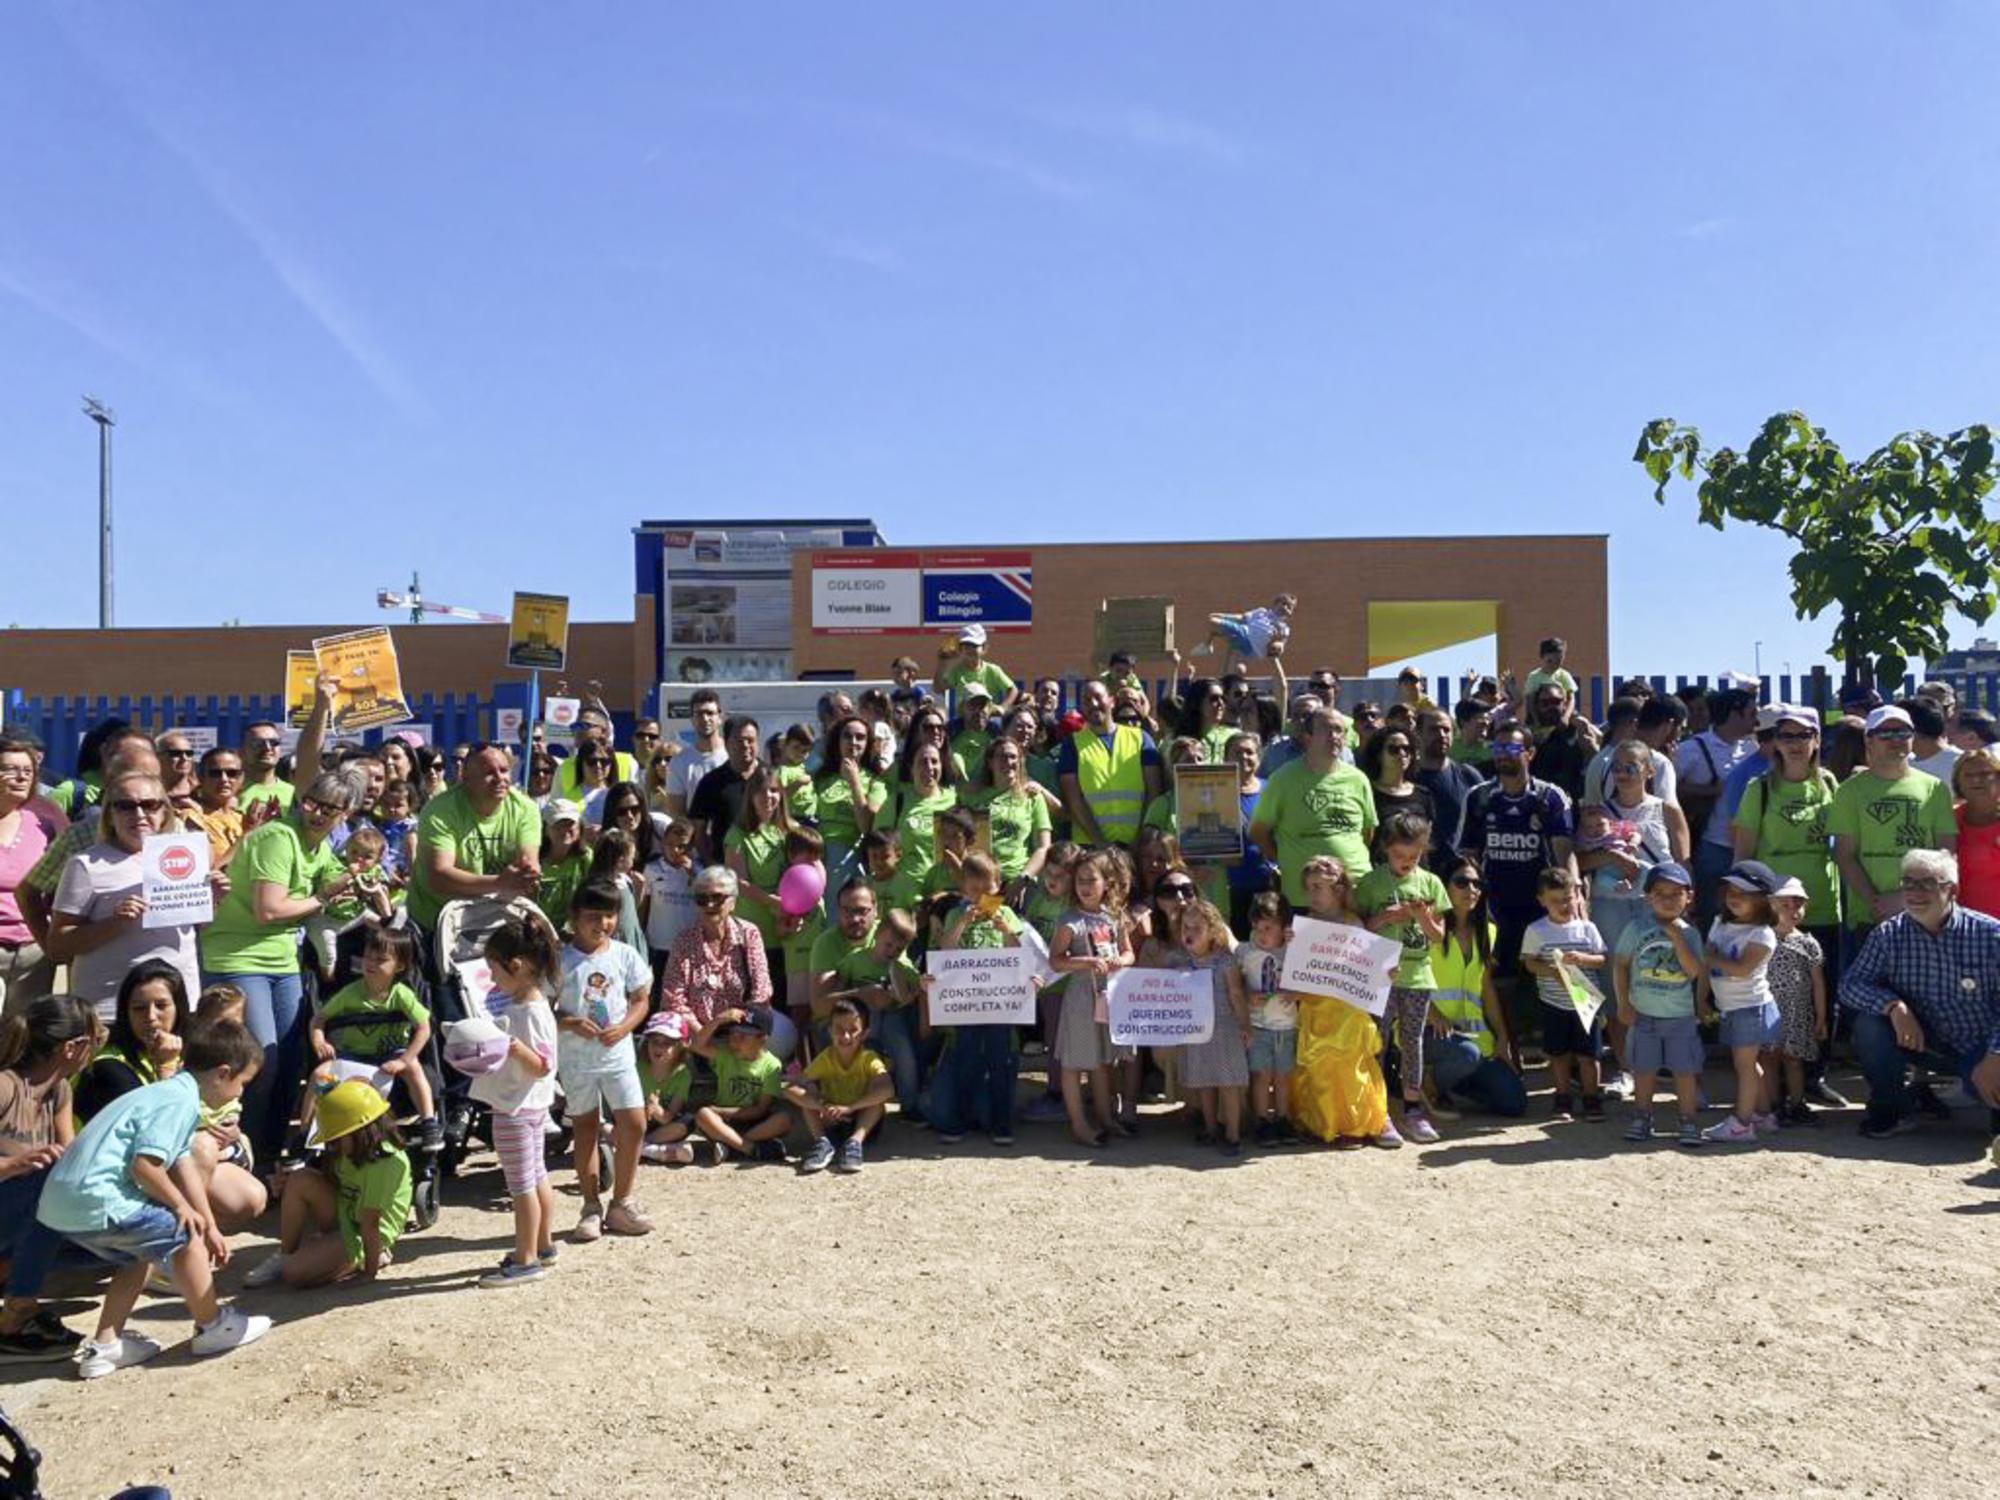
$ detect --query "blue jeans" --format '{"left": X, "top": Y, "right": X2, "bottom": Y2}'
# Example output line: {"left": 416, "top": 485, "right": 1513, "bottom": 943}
{"left": 210, "top": 968, "right": 307, "bottom": 1165}
{"left": 1850, "top": 1010, "right": 1980, "bottom": 1124}
{"left": 0, "top": 1167, "right": 69, "bottom": 1298}
{"left": 1426, "top": 1034, "right": 1528, "bottom": 1117}
{"left": 927, "top": 1025, "right": 1019, "bottom": 1135}
{"left": 868, "top": 1004, "right": 924, "bottom": 1119}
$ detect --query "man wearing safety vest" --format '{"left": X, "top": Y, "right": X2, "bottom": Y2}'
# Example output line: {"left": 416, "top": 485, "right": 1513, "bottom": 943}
{"left": 1059, "top": 679, "right": 1164, "bottom": 847}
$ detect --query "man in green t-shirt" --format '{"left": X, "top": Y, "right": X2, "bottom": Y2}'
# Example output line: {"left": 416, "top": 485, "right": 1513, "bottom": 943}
{"left": 408, "top": 745, "right": 542, "bottom": 931}
{"left": 1249, "top": 707, "right": 1378, "bottom": 907}
{"left": 1827, "top": 706, "right": 1956, "bottom": 930}
{"left": 808, "top": 881, "right": 921, "bottom": 1114}
{"left": 933, "top": 624, "right": 1020, "bottom": 710}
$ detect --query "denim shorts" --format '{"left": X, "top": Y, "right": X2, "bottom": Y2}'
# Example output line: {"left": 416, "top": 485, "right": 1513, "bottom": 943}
{"left": 66, "top": 1202, "right": 189, "bottom": 1268}
{"left": 1539, "top": 1003, "right": 1603, "bottom": 1059}
{"left": 1246, "top": 1025, "right": 1297, "bottom": 1074}
{"left": 560, "top": 1059, "right": 645, "bottom": 1115}
{"left": 1718, "top": 1001, "right": 1781, "bottom": 1051}
{"left": 1626, "top": 1014, "right": 1704, "bottom": 1076}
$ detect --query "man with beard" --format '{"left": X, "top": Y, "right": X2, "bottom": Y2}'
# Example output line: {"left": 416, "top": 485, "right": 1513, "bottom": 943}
{"left": 1528, "top": 682, "right": 1595, "bottom": 802}
{"left": 1411, "top": 709, "right": 1483, "bottom": 873}
{"left": 1250, "top": 706, "right": 1375, "bottom": 912}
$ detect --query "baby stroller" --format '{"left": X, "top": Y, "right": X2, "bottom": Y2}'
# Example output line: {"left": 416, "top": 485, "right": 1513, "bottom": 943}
{"left": 431, "top": 896, "right": 608, "bottom": 1186}
{"left": 313, "top": 1005, "right": 445, "bottom": 1232}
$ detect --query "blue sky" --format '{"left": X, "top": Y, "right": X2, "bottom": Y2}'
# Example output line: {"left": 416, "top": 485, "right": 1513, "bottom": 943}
{"left": 4, "top": 2, "right": 1996, "bottom": 684}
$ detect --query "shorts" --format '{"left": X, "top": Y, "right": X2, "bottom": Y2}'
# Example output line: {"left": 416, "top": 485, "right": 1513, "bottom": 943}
{"left": 64, "top": 1203, "right": 189, "bottom": 1268}
{"left": 492, "top": 1107, "right": 550, "bottom": 1196}
{"left": 1539, "top": 1003, "right": 1603, "bottom": 1060}
{"left": 1214, "top": 615, "right": 1260, "bottom": 658}
{"left": 560, "top": 1060, "right": 645, "bottom": 1116}
{"left": 1718, "top": 1001, "right": 1781, "bottom": 1051}
{"left": 1626, "top": 1014, "right": 1704, "bottom": 1076}
{"left": 1247, "top": 1025, "right": 1297, "bottom": 1074}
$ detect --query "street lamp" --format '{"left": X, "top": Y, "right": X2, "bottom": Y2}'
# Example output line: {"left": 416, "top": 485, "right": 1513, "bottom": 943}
{"left": 82, "top": 395, "right": 115, "bottom": 628}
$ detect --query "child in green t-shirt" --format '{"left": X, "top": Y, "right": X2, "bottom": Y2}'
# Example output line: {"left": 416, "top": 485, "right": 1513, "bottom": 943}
{"left": 306, "top": 825, "right": 397, "bottom": 981}
{"left": 536, "top": 800, "right": 590, "bottom": 936}
{"left": 777, "top": 827, "right": 831, "bottom": 1032}
{"left": 637, "top": 1010, "right": 695, "bottom": 1165}
{"left": 307, "top": 927, "right": 440, "bottom": 1152}
{"left": 245, "top": 1078, "right": 412, "bottom": 1290}
{"left": 689, "top": 1008, "right": 794, "bottom": 1163}
{"left": 771, "top": 724, "right": 820, "bottom": 824}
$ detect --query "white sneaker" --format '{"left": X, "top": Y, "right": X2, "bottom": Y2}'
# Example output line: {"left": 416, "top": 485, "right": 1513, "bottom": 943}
{"left": 242, "top": 1255, "right": 285, "bottom": 1290}
{"left": 76, "top": 1331, "right": 162, "bottom": 1380}
{"left": 190, "top": 1304, "right": 272, "bottom": 1358}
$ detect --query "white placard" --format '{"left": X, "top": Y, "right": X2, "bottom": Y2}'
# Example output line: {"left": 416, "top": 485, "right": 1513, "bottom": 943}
{"left": 1106, "top": 967, "right": 1215, "bottom": 1047}
{"left": 1015, "top": 922, "right": 1059, "bottom": 989}
{"left": 1279, "top": 915, "right": 1402, "bottom": 1017}
{"left": 544, "top": 696, "right": 581, "bottom": 728}
{"left": 141, "top": 832, "right": 213, "bottom": 928}
{"left": 924, "top": 947, "right": 1038, "bottom": 1026}
{"left": 495, "top": 708, "right": 525, "bottom": 745}
{"left": 170, "top": 726, "right": 218, "bottom": 755}
{"left": 811, "top": 562, "right": 923, "bottom": 631}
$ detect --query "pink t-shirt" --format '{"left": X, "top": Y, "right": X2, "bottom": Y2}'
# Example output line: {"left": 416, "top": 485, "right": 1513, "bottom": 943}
{"left": 0, "top": 803, "right": 63, "bottom": 946}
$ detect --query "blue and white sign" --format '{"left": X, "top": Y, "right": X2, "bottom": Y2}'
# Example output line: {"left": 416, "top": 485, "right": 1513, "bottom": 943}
{"left": 920, "top": 551, "right": 1033, "bottom": 630}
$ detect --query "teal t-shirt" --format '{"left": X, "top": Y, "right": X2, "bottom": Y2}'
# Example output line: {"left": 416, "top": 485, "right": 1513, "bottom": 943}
{"left": 38, "top": 1072, "right": 200, "bottom": 1233}
{"left": 200, "top": 816, "right": 343, "bottom": 974}
{"left": 1615, "top": 914, "right": 1705, "bottom": 1019}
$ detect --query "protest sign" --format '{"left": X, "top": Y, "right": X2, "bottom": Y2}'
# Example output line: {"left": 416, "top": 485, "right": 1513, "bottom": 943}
{"left": 1561, "top": 964, "right": 1605, "bottom": 1031}
{"left": 1015, "top": 922, "right": 1059, "bottom": 989}
{"left": 284, "top": 650, "right": 318, "bottom": 728}
{"left": 313, "top": 627, "right": 411, "bottom": 731}
{"left": 494, "top": 707, "right": 526, "bottom": 745}
{"left": 925, "top": 948, "right": 1038, "bottom": 1026}
{"left": 1094, "top": 596, "right": 1175, "bottom": 660}
{"left": 1106, "top": 967, "right": 1214, "bottom": 1047}
{"left": 506, "top": 591, "right": 571, "bottom": 671}
{"left": 1174, "top": 763, "right": 1243, "bottom": 863}
{"left": 1279, "top": 915, "right": 1401, "bottom": 1017}
{"left": 544, "top": 696, "right": 582, "bottom": 729}
{"left": 141, "top": 832, "right": 212, "bottom": 928}
{"left": 169, "top": 726, "right": 218, "bottom": 756}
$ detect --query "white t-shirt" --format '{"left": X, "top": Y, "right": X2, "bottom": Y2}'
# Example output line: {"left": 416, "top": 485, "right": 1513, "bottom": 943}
{"left": 1233, "top": 939, "right": 1296, "bottom": 1031}
{"left": 1519, "top": 916, "right": 1606, "bottom": 1012}
{"left": 469, "top": 996, "right": 559, "bottom": 1115}
{"left": 665, "top": 744, "right": 729, "bottom": 809}
{"left": 1706, "top": 920, "right": 1776, "bottom": 1011}
{"left": 1675, "top": 731, "right": 1756, "bottom": 847}
{"left": 1582, "top": 744, "right": 1679, "bottom": 808}
{"left": 52, "top": 844, "right": 202, "bottom": 1022}
{"left": 1913, "top": 746, "right": 1962, "bottom": 782}
{"left": 643, "top": 859, "right": 697, "bottom": 952}
{"left": 555, "top": 938, "right": 653, "bottom": 1077}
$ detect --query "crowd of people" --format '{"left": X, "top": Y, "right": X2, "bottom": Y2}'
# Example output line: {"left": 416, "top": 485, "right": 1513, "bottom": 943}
{"left": 1, "top": 621, "right": 1997, "bottom": 1377}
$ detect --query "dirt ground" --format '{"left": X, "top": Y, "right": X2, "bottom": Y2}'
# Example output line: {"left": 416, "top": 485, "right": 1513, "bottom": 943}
{"left": 6, "top": 1063, "right": 1997, "bottom": 1500}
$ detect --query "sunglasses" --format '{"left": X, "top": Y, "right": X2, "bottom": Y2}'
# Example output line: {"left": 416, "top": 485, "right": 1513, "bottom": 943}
{"left": 299, "top": 796, "right": 340, "bottom": 817}
{"left": 1869, "top": 728, "right": 1914, "bottom": 741}
{"left": 1774, "top": 729, "right": 1816, "bottom": 743}
{"left": 634, "top": 730, "right": 661, "bottom": 742}
{"left": 247, "top": 736, "right": 282, "bottom": 749}
{"left": 202, "top": 766, "right": 244, "bottom": 779}
{"left": 1157, "top": 884, "right": 1196, "bottom": 899}
{"left": 160, "top": 746, "right": 195, "bottom": 758}
{"left": 1449, "top": 874, "right": 1483, "bottom": 889}
{"left": 694, "top": 893, "right": 730, "bottom": 908}
{"left": 110, "top": 797, "right": 166, "bottom": 815}
{"left": 1493, "top": 743, "right": 1528, "bottom": 758}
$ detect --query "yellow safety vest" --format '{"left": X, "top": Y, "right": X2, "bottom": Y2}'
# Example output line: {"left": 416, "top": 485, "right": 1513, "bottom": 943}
{"left": 1428, "top": 923, "right": 1496, "bottom": 1058}
{"left": 1076, "top": 725, "right": 1146, "bottom": 845}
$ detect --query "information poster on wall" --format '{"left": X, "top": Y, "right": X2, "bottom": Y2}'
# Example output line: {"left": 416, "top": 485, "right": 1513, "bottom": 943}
{"left": 283, "top": 651, "right": 318, "bottom": 729}
{"left": 141, "top": 832, "right": 212, "bottom": 928}
{"left": 1174, "top": 763, "right": 1243, "bottom": 863}
{"left": 1106, "top": 967, "right": 1215, "bottom": 1047}
{"left": 925, "top": 948, "right": 1038, "bottom": 1026}
{"left": 506, "top": 591, "right": 570, "bottom": 672}
{"left": 659, "top": 524, "right": 851, "bottom": 685}
{"left": 312, "top": 627, "right": 411, "bottom": 732}
{"left": 1280, "top": 916, "right": 1401, "bottom": 1017}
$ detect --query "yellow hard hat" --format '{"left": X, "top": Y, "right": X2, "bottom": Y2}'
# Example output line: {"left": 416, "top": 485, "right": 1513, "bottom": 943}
{"left": 310, "top": 1078, "right": 389, "bottom": 1146}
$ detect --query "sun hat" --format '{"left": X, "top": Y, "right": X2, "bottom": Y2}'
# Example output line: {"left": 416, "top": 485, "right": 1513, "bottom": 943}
{"left": 1771, "top": 876, "right": 1809, "bottom": 901}
{"left": 956, "top": 624, "right": 988, "bottom": 646}
{"left": 541, "top": 798, "right": 583, "bottom": 829}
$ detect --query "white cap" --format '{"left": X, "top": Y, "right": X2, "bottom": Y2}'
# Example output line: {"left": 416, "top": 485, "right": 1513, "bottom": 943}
{"left": 1865, "top": 705, "right": 1914, "bottom": 735}
{"left": 1772, "top": 704, "right": 1818, "bottom": 730}
{"left": 957, "top": 624, "right": 988, "bottom": 646}
{"left": 541, "top": 797, "right": 583, "bottom": 828}
{"left": 1772, "top": 876, "right": 1809, "bottom": 901}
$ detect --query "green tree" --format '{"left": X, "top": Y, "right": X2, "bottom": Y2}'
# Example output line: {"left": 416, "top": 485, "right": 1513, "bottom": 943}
{"left": 1635, "top": 412, "right": 2000, "bottom": 691}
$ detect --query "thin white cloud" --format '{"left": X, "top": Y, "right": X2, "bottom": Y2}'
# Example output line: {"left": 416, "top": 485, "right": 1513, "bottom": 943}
{"left": 1678, "top": 217, "right": 1733, "bottom": 239}
{"left": 815, "top": 234, "right": 908, "bottom": 274}
{"left": 889, "top": 127, "right": 1096, "bottom": 203}
{"left": 1030, "top": 104, "right": 1246, "bottom": 167}
{"left": 0, "top": 257, "right": 236, "bottom": 401}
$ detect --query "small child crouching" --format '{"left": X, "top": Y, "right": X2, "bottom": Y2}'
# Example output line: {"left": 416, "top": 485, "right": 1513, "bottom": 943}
{"left": 637, "top": 1011, "right": 696, "bottom": 1165}
{"left": 690, "top": 1008, "right": 793, "bottom": 1162}
{"left": 787, "top": 998, "right": 894, "bottom": 1175}
{"left": 246, "top": 1079, "right": 412, "bottom": 1289}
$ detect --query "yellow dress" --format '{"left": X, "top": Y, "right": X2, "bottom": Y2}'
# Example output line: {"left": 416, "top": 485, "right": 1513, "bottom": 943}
{"left": 1290, "top": 995, "right": 1389, "bottom": 1141}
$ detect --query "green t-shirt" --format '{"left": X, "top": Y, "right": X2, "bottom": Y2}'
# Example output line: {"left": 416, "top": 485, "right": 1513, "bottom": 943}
{"left": 775, "top": 764, "right": 818, "bottom": 823}
{"left": 642, "top": 1061, "right": 692, "bottom": 1112}
{"left": 1733, "top": 772, "right": 1841, "bottom": 927}
{"left": 335, "top": 1148, "right": 412, "bottom": 1265}
{"left": 724, "top": 824, "right": 788, "bottom": 944}
{"left": 809, "top": 924, "right": 920, "bottom": 1002}
{"left": 947, "top": 901, "right": 1022, "bottom": 950}
{"left": 1351, "top": 863, "right": 1450, "bottom": 988}
{"left": 1142, "top": 792, "right": 1176, "bottom": 835}
{"left": 871, "top": 867, "right": 928, "bottom": 921}
{"left": 536, "top": 852, "right": 590, "bottom": 933}
{"left": 1201, "top": 724, "right": 1238, "bottom": 764}
{"left": 238, "top": 778, "right": 296, "bottom": 816}
{"left": 974, "top": 788, "right": 1051, "bottom": 880}
{"left": 713, "top": 1049, "right": 784, "bottom": 1108}
{"left": 199, "top": 817, "right": 343, "bottom": 974}
{"left": 782, "top": 906, "right": 829, "bottom": 974}
{"left": 407, "top": 785, "right": 541, "bottom": 929}
{"left": 894, "top": 788, "right": 959, "bottom": 880}
{"left": 1825, "top": 769, "right": 1955, "bottom": 927}
{"left": 1250, "top": 758, "right": 1379, "bottom": 906}
{"left": 942, "top": 660, "right": 1015, "bottom": 702}
{"left": 49, "top": 771, "right": 103, "bottom": 817}
{"left": 812, "top": 770, "right": 886, "bottom": 847}
{"left": 317, "top": 978, "right": 429, "bottom": 1059}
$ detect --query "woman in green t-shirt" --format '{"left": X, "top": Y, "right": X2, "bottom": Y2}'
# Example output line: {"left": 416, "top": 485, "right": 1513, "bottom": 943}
{"left": 812, "top": 715, "right": 890, "bottom": 911}
{"left": 893, "top": 744, "right": 959, "bottom": 883}
{"left": 975, "top": 737, "right": 1053, "bottom": 898}
{"left": 1732, "top": 707, "right": 1840, "bottom": 947}
{"left": 724, "top": 766, "right": 793, "bottom": 974}
{"left": 885, "top": 707, "right": 965, "bottom": 827}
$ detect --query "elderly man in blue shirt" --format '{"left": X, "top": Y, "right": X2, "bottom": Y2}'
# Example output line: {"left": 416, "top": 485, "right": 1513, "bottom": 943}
{"left": 1839, "top": 848, "right": 2000, "bottom": 1151}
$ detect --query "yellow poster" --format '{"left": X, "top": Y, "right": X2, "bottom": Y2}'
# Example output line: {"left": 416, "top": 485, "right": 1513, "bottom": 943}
{"left": 507, "top": 591, "right": 570, "bottom": 672}
{"left": 283, "top": 651, "right": 319, "bottom": 729}
{"left": 312, "top": 627, "right": 411, "bottom": 731}
{"left": 1174, "top": 763, "right": 1242, "bottom": 864}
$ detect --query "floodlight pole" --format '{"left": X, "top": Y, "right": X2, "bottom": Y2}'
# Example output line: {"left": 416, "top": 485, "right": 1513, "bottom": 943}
{"left": 83, "top": 396, "right": 116, "bottom": 628}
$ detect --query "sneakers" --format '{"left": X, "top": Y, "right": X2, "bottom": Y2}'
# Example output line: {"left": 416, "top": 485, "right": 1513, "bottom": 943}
{"left": 1253, "top": 1119, "right": 1280, "bottom": 1148}
{"left": 603, "top": 1199, "right": 654, "bottom": 1237}
{"left": 1701, "top": 1115, "right": 1758, "bottom": 1145}
{"left": 1859, "top": 1111, "right": 1919, "bottom": 1140}
{"left": 190, "top": 1305, "right": 271, "bottom": 1359}
{"left": 418, "top": 1115, "right": 445, "bottom": 1154}
{"left": 934, "top": 1129, "right": 967, "bottom": 1146}
{"left": 1623, "top": 1115, "right": 1656, "bottom": 1144}
{"left": 1401, "top": 1107, "right": 1441, "bottom": 1144}
{"left": 1582, "top": 1095, "right": 1607, "bottom": 1124}
{"left": 1371, "top": 1119, "right": 1405, "bottom": 1150}
{"left": 1778, "top": 1099, "right": 1815, "bottom": 1127}
{"left": 573, "top": 1203, "right": 604, "bottom": 1243}
{"left": 990, "top": 1128, "right": 1016, "bottom": 1147}
{"left": 478, "top": 1256, "right": 545, "bottom": 1289}
{"left": 1676, "top": 1122, "right": 1704, "bottom": 1149}
{"left": 1334, "top": 1135, "right": 1368, "bottom": 1151}
{"left": 76, "top": 1331, "right": 162, "bottom": 1380}
{"left": 242, "top": 1255, "right": 286, "bottom": 1290}
{"left": 0, "top": 1313, "right": 82, "bottom": 1364}
{"left": 1548, "top": 1093, "right": 1577, "bottom": 1121}
{"left": 1218, "top": 1137, "right": 1242, "bottom": 1158}
{"left": 835, "top": 1137, "right": 865, "bottom": 1174}
{"left": 754, "top": 1139, "right": 790, "bottom": 1164}
{"left": 537, "top": 1245, "right": 560, "bottom": 1270}
{"left": 800, "top": 1136, "right": 837, "bottom": 1174}
{"left": 1912, "top": 1084, "right": 1954, "bottom": 1122}
{"left": 1750, "top": 1111, "right": 1781, "bottom": 1134}
{"left": 1803, "top": 1078, "right": 1850, "bottom": 1109}
{"left": 641, "top": 1140, "right": 694, "bottom": 1165}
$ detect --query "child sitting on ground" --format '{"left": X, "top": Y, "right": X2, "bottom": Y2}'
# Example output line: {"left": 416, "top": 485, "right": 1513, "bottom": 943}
{"left": 637, "top": 1011, "right": 696, "bottom": 1165}
{"left": 35, "top": 1016, "right": 270, "bottom": 1379}
{"left": 1194, "top": 592, "right": 1297, "bottom": 669}
{"left": 305, "top": 824, "right": 396, "bottom": 982}
{"left": 555, "top": 881, "right": 655, "bottom": 1239}
{"left": 245, "top": 1079, "right": 412, "bottom": 1289}
{"left": 690, "top": 1008, "right": 793, "bottom": 1162}
{"left": 308, "top": 927, "right": 441, "bottom": 1152}
{"left": 786, "top": 997, "right": 894, "bottom": 1175}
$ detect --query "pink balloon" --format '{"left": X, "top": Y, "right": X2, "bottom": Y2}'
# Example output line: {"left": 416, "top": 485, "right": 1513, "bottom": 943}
{"left": 778, "top": 861, "right": 827, "bottom": 917}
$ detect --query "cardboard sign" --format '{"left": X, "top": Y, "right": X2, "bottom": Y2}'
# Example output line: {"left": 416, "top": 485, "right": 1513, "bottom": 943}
{"left": 1561, "top": 964, "right": 1605, "bottom": 1031}
{"left": 1094, "top": 596, "right": 1175, "bottom": 661}
{"left": 924, "top": 947, "right": 1038, "bottom": 1026}
{"left": 1174, "top": 763, "right": 1243, "bottom": 863}
{"left": 506, "top": 591, "right": 571, "bottom": 672}
{"left": 284, "top": 650, "right": 318, "bottom": 729}
{"left": 1279, "top": 915, "right": 1401, "bottom": 1017}
{"left": 141, "top": 832, "right": 212, "bottom": 928}
{"left": 1106, "top": 966, "right": 1215, "bottom": 1047}
{"left": 312, "top": 627, "right": 411, "bottom": 732}
{"left": 544, "top": 696, "right": 582, "bottom": 729}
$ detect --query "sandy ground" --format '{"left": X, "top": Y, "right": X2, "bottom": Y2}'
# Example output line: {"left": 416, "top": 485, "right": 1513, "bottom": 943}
{"left": 5, "top": 1063, "right": 1997, "bottom": 1500}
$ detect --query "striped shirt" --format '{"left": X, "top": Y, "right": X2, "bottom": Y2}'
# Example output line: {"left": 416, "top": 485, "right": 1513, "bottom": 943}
{"left": 1839, "top": 906, "right": 2000, "bottom": 1058}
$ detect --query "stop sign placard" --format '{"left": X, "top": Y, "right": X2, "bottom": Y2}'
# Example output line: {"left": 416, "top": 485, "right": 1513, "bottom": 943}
{"left": 159, "top": 844, "right": 199, "bottom": 883}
